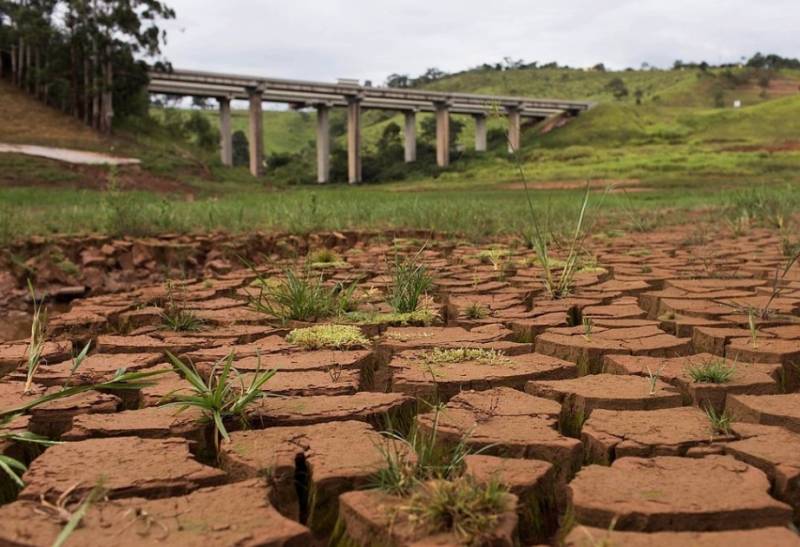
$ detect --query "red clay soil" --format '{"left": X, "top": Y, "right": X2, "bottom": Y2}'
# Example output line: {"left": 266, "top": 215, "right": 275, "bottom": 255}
{"left": 563, "top": 526, "right": 800, "bottom": 547}
{"left": 726, "top": 393, "right": 800, "bottom": 433}
{"left": 568, "top": 455, "right": 793, "bottom": 532}
{"left": 19, "top": 436, "right": 226, "bottom": 502}
{"left": 0, "top": 479, "right": 312, "bottom": 546}
{"left": 581, "top": 406, "right": 729, "bottom": 463}
{"left": 338, "top": 486, "right": 519, "bottom": 546}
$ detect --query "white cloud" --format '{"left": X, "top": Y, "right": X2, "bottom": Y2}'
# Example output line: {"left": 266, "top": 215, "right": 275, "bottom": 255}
{"left": 160, "top": 0, "right": 798, "bottom": 85}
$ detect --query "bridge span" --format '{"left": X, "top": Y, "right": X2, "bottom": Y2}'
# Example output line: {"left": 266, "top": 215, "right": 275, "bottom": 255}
{"left": 148, "top": 68, "right": 593, "bottom": 183}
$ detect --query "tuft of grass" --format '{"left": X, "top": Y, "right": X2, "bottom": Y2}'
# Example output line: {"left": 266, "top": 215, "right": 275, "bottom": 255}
{"left": 164, "top": 352, "right": 276, "bottom": 453}
{"left": 160, "top": 280, "right": 204, "bottom": 332}
{"left": 405, "top": 477, "right": 511, "bottom": 545}
{"left": 344, "top": 309, "right": 438, "bottom": 326}
{"left": 476, "top": 248, "right": 509, "bottom": 270}
{"left": 705, "top": 405, "right": 734, "bottom": 435}
{"left": 249, "top": 268, "right": 356, "bottom": 323}
{"left": 582, "top": 316, "right": 593, "bottom": 341}
{"left": 423, "top": 348, "right": 509, "bottom": 366}
{"left": 388, "top": 256, "right": 433, "bottom": 314}
{"left": 372, "top": 406, "right": 473, "bottom": 497}
{"left": 286, "top": 324, "right": 369, "bottom": 350}
{"left": 23, "top": 280, "right": 47, "bottom": 394}
{"left": 747, "top": 307, "right": 759, "bottom": 349}
{"left": 645, "top": 364, "right": 666, "bottom": 395}
{"left": 686, "top": 359, "right": 736, "bottom": 384}
{"left": 464, "top": 303, "right": 488, "bottom": 320}
{"left": 307, "top": 248, "right": 343, "bottom": 266}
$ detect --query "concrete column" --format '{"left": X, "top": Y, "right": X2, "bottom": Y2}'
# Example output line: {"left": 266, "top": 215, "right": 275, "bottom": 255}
{"left": 474, "top": 113, "right": 487, "bottom": 152}
{"left": 219, "top": 96, "right": 233, "bottom": 166}
{"left": 403, "top": 110, "right": 417, "bottom": 163}
{"left": 507, "top": 106, "right": 521, "bottom": 154}
{"left": 248, "top": 90, "right": 264, "bottom": 176}
{"left": 316, "top": 104, "right": 331, "bottom": 184}
{"left": 435, "top": 102, "right": 450, "bottom": 168}
{"left": 346, "top": 96, "right": 362, "bottom": 184}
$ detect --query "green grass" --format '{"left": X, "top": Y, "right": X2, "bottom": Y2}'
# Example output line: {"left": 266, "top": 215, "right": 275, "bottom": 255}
{"left": 686, "top": 359, "right": 736, "bottom": 384}
{"left": 286, "top": 324, "right": 369, "bottom": 350}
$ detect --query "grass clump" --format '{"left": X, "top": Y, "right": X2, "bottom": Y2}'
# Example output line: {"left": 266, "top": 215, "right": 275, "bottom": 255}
{"left": 405, "top": 477, "right": 511, "bottom": 546}
{"left": 464, "top": 303, "right": 488, "bottom": 320}
{"left": 249, "top": 269, "right": 356, "bottom": 322}
{"left": 344, "top": 309, "right": 439, "bottom": 326}
{"left": 686, "top": 359, "right": 736, "bottom": 384}
{"left": 164, "top": 352, "right": 276, "bottom": 452}
{"left": 286, "top": 324, "right": 369, "bottom": 350}
{"left": 423, "top": 348, "right": 509, "bottom": 366}
{"left": 705, "top": 405, "right": 734, "bottom": 435}
{"left": 23, "top": 280, "right": 47, "bottom": 394}
{"left": 389, "top": 256, "right": 433, "bottom": 314}
{"left": 307, "top": 248, "right": 346, "bottom": 269}
{"left": 160, "top": 281, "right": 204, "bottom": 332}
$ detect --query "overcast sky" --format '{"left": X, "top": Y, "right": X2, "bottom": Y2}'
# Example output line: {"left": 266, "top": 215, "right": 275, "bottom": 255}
{"left": 160, "top": 0, "right": 797, "bottom": 85}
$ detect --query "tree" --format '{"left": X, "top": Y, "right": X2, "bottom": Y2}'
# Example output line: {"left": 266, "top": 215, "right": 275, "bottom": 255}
{"left": 385, "top": 73, "right": 410, "bottom": 88}
{"left": 605, "top": 77, "right": 629, "bottom": 100}
{"left": 633, "top": 88, "right": 643, "bottom": 105}
{"left": 232, "top": 130, "right": 249, "bottom": 167}
{"left": 592, "top": 63, "right": 606, "bottom": 72}
{"left": 0, "top": 0, "right": 175, "bottom": 132}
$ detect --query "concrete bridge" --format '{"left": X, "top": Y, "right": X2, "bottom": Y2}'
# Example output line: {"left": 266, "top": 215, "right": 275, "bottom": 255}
{"left": 148, "top": 68, "right": 593, "bottom": 183}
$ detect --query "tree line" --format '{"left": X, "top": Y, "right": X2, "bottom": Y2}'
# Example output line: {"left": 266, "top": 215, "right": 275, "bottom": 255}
{"left": 0, "top": 0, "right": 174, "bottom": 132}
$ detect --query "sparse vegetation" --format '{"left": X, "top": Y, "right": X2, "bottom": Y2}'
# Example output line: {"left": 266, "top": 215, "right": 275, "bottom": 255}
{"left": 388, "top": 255, "right": 433, "bottom": 314}
{"left": 705, "top": 405, "right": 734, "bottom": 435}
{"left": 464, "top": 302, "right": 488, "bottom": 320}
{"left": 423, "top": 348, "right": 509, "bottom": 366}
{"left": 23, "top": 280, "right": 47, "bottom": 394}
{"left": 249, "top": 269, "right": 356, "bottom": 322}
{"left": 160, "top": 281, "right": 204, "bottom": 332}
{"left": 286, "top": 324, "right": 370, "bottom": 350}
{"left": 686, "top": 359, "right": 736, "bottom": 384}
{"left": 646, "top": 364, "right": 666, "bottom": 395}
{"left": 405, "top": 477, "right": 511, "bottom": 545}
{"left": 164, "top": 352, "right": 276, "bottom": 452}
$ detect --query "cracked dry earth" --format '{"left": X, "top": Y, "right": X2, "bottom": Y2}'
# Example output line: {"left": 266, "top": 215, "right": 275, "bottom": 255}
{"left": 1, "top": 228, "right": 800, "bottom": 546}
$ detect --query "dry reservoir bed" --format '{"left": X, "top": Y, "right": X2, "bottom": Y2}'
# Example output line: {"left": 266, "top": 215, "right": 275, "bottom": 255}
{"left": 0, "top": 228, "right": 799, "bottom": 546}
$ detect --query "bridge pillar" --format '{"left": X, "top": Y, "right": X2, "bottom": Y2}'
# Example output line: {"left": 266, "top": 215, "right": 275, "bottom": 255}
{"left": 248, "top": 89, "right": 264, "bottom": 176}
{"left": 316, "top": 104, "right": 331, "bottom": 184}
{"left": 346, "top": 96, "right": 362, "bottom": 184}
{"left": 219, "top": 96, "right": 233, "bottom": 167}
{"left": 403, "top": 110, "right": 417, "bottom": 163}
{"left": 474, "top": 113, "right": 487, "bottom": 152}
{"left": 506, "top": 106, "right": 521, "bottom": 154}
{"left": 435, "top": 102, "right": 450, "bottom": 168}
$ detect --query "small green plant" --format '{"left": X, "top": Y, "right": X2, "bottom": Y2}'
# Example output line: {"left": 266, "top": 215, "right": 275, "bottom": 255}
{"left": 464, "top": 302, "right": 488, "bottom": 320}
{"left": 645, "top": 364, "right": 666, "bottom": 395}
{"left": 160, "top": 280, "right": 204, "bottom": 332}
{"left": 405, "top": 477, "right": 510, "bottom": 545}
{"left": 23, "top": 280, "right": 47, "bottom": 394}
{"left": 249, "top": 268, "right": 356, "bottom": 322}
{"left": 388, "top": 256, "right": 433, "bottom": 314}
{"left": 308, "top": 248, "right": 341, "bottom": 264}
{"left": 286, "top": 324, "right": 369, "bottom": 350}
{"left": 687, "top": 359, "right": 736, "bottom": 384}
{"left": 423, "top": 348, "right": 509, "bottom": 366}
{"left": 582, "top": 316, "right": 593, "bottom": 341}
{"left": 164, "top": 352, "right": 276, "bottom": 452}
{"left": 747, "top": 307, "right": 759, "bottom": 349}
{"left": 705, "top": 405, "right": 733, "bottom": 435}
{"left": 527, "top": 185, "right": 593, "bottom": 299}
{"left": 372, "top": 406, "right": 473, "bottom": 497}
{"left": 476, "top": 248, "right": 509, "bottom": 270}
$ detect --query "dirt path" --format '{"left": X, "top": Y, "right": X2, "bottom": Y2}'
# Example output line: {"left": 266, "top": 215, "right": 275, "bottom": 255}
{"left": 0, "top": 143, "right": 140, "bottom": 166}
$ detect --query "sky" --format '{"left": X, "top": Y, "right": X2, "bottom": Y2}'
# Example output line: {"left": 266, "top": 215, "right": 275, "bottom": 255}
{"left": 160, "top": 0, "right": 798, "bottom": 85}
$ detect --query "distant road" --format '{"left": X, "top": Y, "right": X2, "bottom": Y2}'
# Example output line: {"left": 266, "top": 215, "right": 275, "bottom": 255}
{"left": 0, "top": 143, "right": 140, "bottom": 166}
